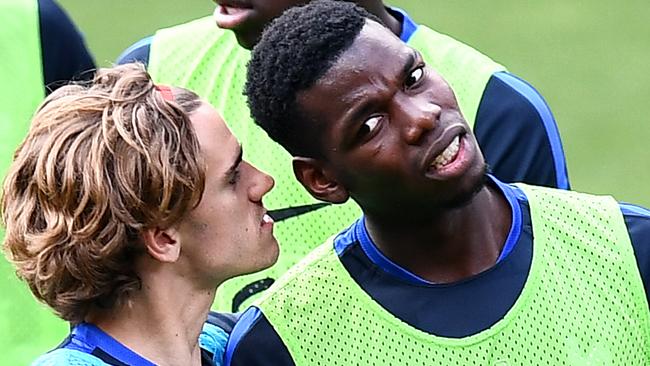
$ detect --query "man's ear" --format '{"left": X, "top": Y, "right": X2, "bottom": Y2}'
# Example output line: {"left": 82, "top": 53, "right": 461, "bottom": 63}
{"left": 141, "top": 227, "right": 181, "bottom": 263}
{"left": 293, "top": 157, "right": 349, "bottom": 204}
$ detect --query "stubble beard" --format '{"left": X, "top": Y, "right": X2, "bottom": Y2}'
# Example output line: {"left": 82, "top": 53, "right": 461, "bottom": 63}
{"left": 438, "top": 163, "right": 489, "bottom": 211}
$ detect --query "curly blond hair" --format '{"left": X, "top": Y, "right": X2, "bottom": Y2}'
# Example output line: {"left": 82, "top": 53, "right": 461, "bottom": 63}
{"left": 2, "top": 63, "right": 206, "bottom": 322}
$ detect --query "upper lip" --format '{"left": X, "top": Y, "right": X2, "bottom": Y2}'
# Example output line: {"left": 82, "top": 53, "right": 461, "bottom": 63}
{"left": 420, "top": 124, "right": 466, "bottom": 173}
{"left": 216, "top": 0, "right": 252, "bottom": 9}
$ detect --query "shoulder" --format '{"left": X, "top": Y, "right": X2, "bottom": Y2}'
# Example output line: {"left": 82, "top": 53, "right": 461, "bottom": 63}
{"left": 150, "top": 16, "right": 223, "bottom": 50}
{"left": 620, "top": 202, "right": 650, "bottom": 247}
{"left": 116, "top": 36, "right": 153, "bottom": 66}
{"left": 117, "top": 16, "right": 223, "bottom": 67}
{"left": 37, "top": 0, "right": 95, "bottom": 89}
{"left": 475, "top": 71, "right": 569, "bottom": 188}
{"left": 620, "top": 202, "right": 650, "bottom": 219}
{"left": 224, "top": 307, "right": 294, "bottom": 366}
{"left": 620, "top": 203, "right": 650, "bottom": 295}
{"left": 259, "top": 240, "right": 337, "bottom": 299}
{"left": 37, "top": 0, "right": 68, "bottom": 25}
{"left": 199, "top": 312, "right": 239, "bottom": 365}
{"left": 223, "top": 241, "right": 341, "bottom": 366}
{"left": 31, "top": 348, "right": 108, "bottom": 366}
{"left": 37, "top": 0, "right": 86, "bottom": 42}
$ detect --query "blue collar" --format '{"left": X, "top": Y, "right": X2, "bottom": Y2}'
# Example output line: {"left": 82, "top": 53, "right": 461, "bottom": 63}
{"left": 66, "top": 323, "right": 157, "bottom": 366}
{"left": 388, "top": 6, "right": 419, "bottom": 43}
{"left": 354, "top": 175, "right": 523, "bottom": 285}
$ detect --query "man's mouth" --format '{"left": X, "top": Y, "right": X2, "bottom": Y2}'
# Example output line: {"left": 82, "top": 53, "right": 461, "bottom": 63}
{"left": 261, "top": 213, "right": 274, "bottom": 229}
{"left": 422, "top": 123, "right": 466, "bottom": 172}
{"left": 214, "top": 2, "right": 253, "bottom": 29}
{"left": 430, "top": 135, "right": 460, "bottom": 170}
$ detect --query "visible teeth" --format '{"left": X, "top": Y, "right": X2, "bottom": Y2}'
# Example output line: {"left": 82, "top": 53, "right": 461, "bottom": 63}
{"left": 262, "top": 214, "right": 274, "bottom": 224}
{"left": 432, "top": 136, "right": 460, "bottom": 169}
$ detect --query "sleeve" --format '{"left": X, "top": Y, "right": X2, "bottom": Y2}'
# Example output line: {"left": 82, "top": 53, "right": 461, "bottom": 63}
{"left": 38, "top": 0, "right": 95, "bottom": 93}
{"left": 224, "top": 307, "right": 295, "bottom": 366}
{"left": 474, "top": 71, "right": 570, "bottom": 190}
{"left": 116, "top": 37, "right": 153, "bottom": 67}
{"left": 620, "top": 203, "right": 650, "bottom": 303}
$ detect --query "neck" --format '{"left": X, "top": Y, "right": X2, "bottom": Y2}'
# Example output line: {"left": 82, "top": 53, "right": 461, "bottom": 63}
{"left": 364, "top": 184, "right": 511, "bottom": 283}
{"left": 361, "top": 2, "right": 403, "bottom": 37}
{"left": 87, "top": 268, "right": 217, "bottom": 366}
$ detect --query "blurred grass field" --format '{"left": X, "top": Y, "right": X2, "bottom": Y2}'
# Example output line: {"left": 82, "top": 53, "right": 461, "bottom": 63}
{"left": 2, "top": 0, "right": 649, "bottom": 364}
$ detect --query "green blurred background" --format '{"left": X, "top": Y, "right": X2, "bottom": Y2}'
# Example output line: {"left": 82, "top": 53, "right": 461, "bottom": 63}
{"left": 3, "top": 0, "right": 649, "bottom": 364}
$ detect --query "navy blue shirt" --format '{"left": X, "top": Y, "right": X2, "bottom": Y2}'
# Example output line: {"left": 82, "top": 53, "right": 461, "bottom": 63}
{"left": 39, "top": 0, "right": 95, "bottom": 93}
{"left": 117, "top": 8, "right": 569, "bottom": 190}
{"left": 223, "top": 177, "right": 650, "bottom": 366}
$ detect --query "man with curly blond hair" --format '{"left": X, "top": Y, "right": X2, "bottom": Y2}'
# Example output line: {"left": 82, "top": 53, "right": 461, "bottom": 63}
{"left": 2, "top": 63, "right": 278, "bottom": 366}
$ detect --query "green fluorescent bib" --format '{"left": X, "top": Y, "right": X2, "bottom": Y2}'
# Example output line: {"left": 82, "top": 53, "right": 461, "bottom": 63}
{"left": 257, "top": 186, "right": 649, "bottom": 365}
{"left": 0, "top": 1, "right": 67, "bottom": 365}
{"left": 150, "top": 17, "right": 504, "bottom": 311}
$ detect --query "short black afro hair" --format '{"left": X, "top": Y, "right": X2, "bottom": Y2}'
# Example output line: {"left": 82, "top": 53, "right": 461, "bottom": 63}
{"left": 245, "top": 0, "right": 381, "bottom": 157}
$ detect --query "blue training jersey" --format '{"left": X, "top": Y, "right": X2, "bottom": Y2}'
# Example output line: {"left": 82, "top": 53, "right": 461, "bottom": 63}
{"left": 223, "top": 176, "right": 650, "bottom": 366}
{"left": 31, "top": 312, "right": 236, "bottom": 366}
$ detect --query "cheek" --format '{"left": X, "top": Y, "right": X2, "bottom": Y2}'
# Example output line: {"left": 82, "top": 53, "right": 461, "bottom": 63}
{"left": 259, "top": 3, "right": 290, "bottom": 21}
{"left": 210, "top": 192, "right": 256, "bottom": 233}
{"left": 428, "top": 81, "right": 458, "bottom": 107}
{"left": 346, "top": 161, "right": 409, "bottom": 191}
{"left": 190, "top": 195, "right": 234, "bottom": 236}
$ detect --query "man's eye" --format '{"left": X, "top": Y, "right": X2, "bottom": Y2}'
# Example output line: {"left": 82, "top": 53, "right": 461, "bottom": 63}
{"left": 357, "top": 115, "right": 382, "bottom": 140}
{"left": 405, "top": 67, "right": 424, "bottom": 88}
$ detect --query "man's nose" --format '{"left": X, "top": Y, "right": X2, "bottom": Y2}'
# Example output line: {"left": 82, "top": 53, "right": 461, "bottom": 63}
{"left": 249, "top": 165, "right": 275, "bottom": 202}
{"left": 400, "top": 100, "right": 441, "bottom": 145}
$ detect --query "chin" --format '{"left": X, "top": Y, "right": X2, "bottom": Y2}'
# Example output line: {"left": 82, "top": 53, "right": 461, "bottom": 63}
{"left": 264, "top": 239, "right": 280, "bottom": 268}
{"left": 441, "top": 164, "right": 488, "bottom": 210}
{"left": 254, "top": 237, "right": 280, "bottom": 272}
{"left": 235, "top": 31, "right": 260, "bottom": 50}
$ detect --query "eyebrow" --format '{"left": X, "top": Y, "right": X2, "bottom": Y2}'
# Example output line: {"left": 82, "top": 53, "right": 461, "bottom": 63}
{"left": 224, "top": 144, "right": 243, "bottom": 178}
{"left": 402, "top": 49, "right": 419, "bottom": 79}
{"left": 339, "top": 48, "right": 421, "bottom": 133}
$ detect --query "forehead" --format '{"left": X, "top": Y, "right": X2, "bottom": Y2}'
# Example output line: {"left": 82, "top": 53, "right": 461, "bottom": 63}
{"left": 296, "top": 20, "right": 413, "bottom": 125}
{"left": 190, "top": 103, "right": 238, "bottom": 169}
{"left": 300, "top": 20, "right": 411, "bottom": 102}
{"left": 331, "top": 21, "right": 408, "bottom": 81}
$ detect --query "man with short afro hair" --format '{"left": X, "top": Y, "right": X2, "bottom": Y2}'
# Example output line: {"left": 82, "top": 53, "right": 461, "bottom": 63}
{"left": 245, "top": 0, "right": 380, "bottom": 158}
{"left": 225, "top": 1, "right": 650, "bottom": 365}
